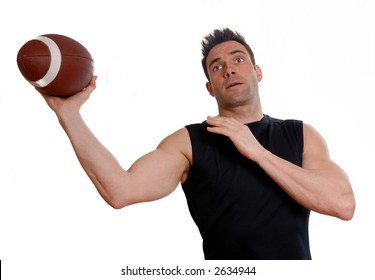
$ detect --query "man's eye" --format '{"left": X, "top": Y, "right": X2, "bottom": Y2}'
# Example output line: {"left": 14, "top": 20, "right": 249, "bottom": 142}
{"left": 236, "top": 58, "right": 245, "bottom": 63}
{"left": 213, "top": 65, "right": 222, "bottom": 72}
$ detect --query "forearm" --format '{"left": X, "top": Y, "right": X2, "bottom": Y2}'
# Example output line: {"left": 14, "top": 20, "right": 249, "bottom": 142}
{"left": 57, "top": 111, "right": 128, "bottom": 208}
{"left": 256, "top": 150, "right": 355, "bottom": 220}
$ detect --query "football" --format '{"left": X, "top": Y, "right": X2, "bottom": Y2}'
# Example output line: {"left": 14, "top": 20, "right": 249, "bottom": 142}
{"left": 17, "top": 34, "right": 94, "bottom": 97}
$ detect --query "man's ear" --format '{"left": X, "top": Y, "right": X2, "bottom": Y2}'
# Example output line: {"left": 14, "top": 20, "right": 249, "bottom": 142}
{"left": 255, "top": 65, "right": 263, "bottom": 82}
{"left": 206, "top": 82, "right": 215, "bottom": 97}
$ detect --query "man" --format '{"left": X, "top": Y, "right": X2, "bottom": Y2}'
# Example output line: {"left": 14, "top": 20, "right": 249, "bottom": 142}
{"left": 41, "top": 28, "right": 355, "bottom": 260}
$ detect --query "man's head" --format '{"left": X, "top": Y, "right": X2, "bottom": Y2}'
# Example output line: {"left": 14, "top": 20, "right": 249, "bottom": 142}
{"left": 200, "top": 29, "right": 263, "bottom": 114}
{"left": 201, "top": 28, "right": 256, "bottom": 81}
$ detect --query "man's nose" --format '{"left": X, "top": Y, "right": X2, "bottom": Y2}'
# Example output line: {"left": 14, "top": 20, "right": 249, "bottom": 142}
{"left": 224, "top": 65, "right": 236, "bottom": 77}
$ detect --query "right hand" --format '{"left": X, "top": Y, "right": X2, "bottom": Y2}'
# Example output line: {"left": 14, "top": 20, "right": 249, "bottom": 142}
{"left": 41, "top": 76, "right": 97, "bottom": 116}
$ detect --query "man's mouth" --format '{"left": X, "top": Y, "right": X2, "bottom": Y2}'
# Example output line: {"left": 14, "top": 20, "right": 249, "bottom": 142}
{"left": 227, "top": 82, "right": 242, "bottom": 89}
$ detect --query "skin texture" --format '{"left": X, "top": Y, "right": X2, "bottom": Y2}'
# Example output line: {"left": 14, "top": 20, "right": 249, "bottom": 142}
{"left": 42, "top": 40, "right": 355, "bottom": 220}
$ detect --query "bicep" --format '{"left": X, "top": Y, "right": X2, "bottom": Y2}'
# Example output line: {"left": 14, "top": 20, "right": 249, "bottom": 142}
{"left": 124, "top": 128, "right": 190, "bottom": 206}
{"left": 301, "top": 124, "right": 354, "bottom": 219}
{"left": 302, "top": 123, "right": 342, "bottom": 172}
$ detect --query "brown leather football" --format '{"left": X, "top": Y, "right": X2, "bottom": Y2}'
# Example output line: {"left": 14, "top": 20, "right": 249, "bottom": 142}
{"left": 17, "top": 34, "right": 94, "bottom": 97}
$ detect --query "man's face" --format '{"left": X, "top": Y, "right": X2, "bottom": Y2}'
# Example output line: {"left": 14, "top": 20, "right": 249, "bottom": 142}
{"left": 205, "top": 40, "right": 262, "bottom": 109}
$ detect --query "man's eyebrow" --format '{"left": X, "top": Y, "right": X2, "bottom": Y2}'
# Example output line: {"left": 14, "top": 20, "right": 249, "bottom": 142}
{"left": 208, "top": 57, "right": 221, "bottom": 69}
{"left": 229, "top": 49, "right": 247, "bottom": 56}
{"left": 208, "top": 49, "right": 247, "bottom": 69}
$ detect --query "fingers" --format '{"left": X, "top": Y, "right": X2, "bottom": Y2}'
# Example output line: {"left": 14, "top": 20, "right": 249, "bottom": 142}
{"left": 206, "top": 115, "right": 238, "bottom": 127}
{"left": 79, "top": 76, "right": 97, "bottom": 96}
{"left": 40, "top": 75, "right": 98, "bottom": 113}
{"left": 84, "top": 75, "right": 97, "bottom": 93}
{"left": 206, "top": 115, "right": 250, "bottom": 139}
{"left": 206, "top": 115, "right": 260, "bottom": 160}
{"left": 206, "top": 115, "right": 236, "bottom": 136}
{"left": 89, "top": 75, "right": 97, "bottom": 86}
{"left": 206, "top": 115, "right": 225, "bottom": 125}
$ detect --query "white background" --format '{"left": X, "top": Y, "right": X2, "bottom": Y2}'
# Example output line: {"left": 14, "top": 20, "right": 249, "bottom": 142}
{"left": 1, "top": 0, "right": 374, "bottom": 279}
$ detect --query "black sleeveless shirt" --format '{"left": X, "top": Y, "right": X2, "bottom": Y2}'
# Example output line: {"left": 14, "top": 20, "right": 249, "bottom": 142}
{"left": 182, "top": 115, "right": 311, "bottom": 260}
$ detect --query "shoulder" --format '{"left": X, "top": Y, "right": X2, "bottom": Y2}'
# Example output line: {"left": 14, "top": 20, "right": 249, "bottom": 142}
{"left": 302, "top": 123, "right": 331, "bottom": 168}
{"left": 265, "top": 118, "right": 330, "bottom": 167}
{"left": 185, "top": 121, "right": 208, "bottom": 133}
{"left": 266, "top": 115, "right": 304, "bottom": 143}
{"left": 302, "top": 123, "right": 328, "bottom": 151}
{"left": 157, "top": 127, "right": 193, "bottom": 166}
{"left": 265, "top": 115, "right": 303, "bottom": 129}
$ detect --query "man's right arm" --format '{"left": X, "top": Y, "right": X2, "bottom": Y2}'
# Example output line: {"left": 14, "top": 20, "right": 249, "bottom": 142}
{"left": 42, "top": 77, "right": 191, "bottom": 209}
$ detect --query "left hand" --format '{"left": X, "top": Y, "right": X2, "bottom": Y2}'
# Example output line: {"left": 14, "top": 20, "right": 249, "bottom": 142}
{"left": 206, "top": 116, "right": 265, "bottom": 162}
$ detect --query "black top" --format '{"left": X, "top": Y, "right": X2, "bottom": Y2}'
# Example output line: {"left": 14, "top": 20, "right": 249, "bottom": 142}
{"left": 182, "top": 115, "right": 311, "bottom": 260}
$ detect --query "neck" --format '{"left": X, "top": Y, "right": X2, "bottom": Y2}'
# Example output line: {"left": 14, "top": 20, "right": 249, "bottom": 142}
{"left": 218, "top": 103, "right": 264, "bottom": 124}
{"left": 219, "top": 94, "right": 264, "bottom": 124}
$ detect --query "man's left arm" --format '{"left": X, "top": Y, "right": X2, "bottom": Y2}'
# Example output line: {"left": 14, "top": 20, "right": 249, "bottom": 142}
{"left": 256, "top": 123, "right": 355, "bottom": 220}
{"left": 206, "top": 116, "right": 355, "bottom": 220}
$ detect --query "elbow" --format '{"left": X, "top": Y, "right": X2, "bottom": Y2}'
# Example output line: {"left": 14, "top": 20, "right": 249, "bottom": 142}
{"left": 339, "top": 184, "right": 356, "bottom": 221}
{"left": 328, "top": 179, "right": 356, "bottom": 221}
{"left": 332, "top": 194, "right": 356, "bottom": 221}
{"left": 94, "top": 182, "right": 130, "bottom": 209}
{"left": 109, "top": 202, "right": 126, "bottom": 210}
{"left": 338, "top": 197, "right": 356, "bottom": 221}
{"left": 108, "top": 198, "right": 130, "bottom": 210}
{"left": 105, "top": 195, "right": 130, "bottom": 210}
{"left": 316, "top": 192, "right": 356, "bottom": 221}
